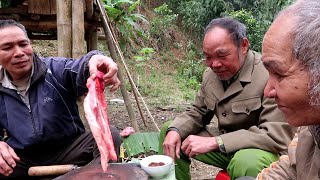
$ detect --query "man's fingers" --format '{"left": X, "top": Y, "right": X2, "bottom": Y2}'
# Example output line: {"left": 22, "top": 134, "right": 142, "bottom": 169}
{"left": 8, "top": 148, "right": 20, "bottom": 164}
{"left": 175, "top": 141, "right": 181, "bottom": 159}
{"left": 0, "top": 166, "right": 10, "bottom": 176}
{"left": 0, "top": 168, "right": 7, "bottom": 176}
{"left": 168, "top": 145, "right": 176, "bottom": 161}
{"left": 0, "top": 157, "right": 13, "bottom": 176}
{"left": 102, "top": 64, "right": 118, "bottom": 79}
{"left": 1, "top": 153, "right": 16, "bottom": 169}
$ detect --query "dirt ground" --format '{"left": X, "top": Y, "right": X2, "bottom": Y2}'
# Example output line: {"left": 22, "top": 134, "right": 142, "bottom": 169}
{"left": 103, "top": 92, "right": 221, "bottom": 179}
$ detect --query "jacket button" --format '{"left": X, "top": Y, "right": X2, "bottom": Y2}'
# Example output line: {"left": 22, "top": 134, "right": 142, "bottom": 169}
{"left": 222, "top": 112, "right": 227, "bottom": 117}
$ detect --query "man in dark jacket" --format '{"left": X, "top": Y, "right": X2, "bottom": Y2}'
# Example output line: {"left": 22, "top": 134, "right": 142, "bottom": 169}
{"left": 0, "top": 19, "right": 121, "bottom": 179}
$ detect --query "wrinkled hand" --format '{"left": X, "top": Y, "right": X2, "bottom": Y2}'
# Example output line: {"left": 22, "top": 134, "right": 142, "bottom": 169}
{"left": 162, "top": 131, "right": 181, "bottom": 160}
{"left": 88, "top": 55, "right": 121, "bottom": 92}
{"left": 0, "top": 142, "right": 20, "bottom": 176}
{"left": 181, "top": 135, "right": 218, "bottom": 157}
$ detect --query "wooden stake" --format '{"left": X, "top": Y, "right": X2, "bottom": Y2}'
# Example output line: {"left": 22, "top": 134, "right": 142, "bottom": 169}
{"left": 56, "top": 0, "right": 72, "bottom": 57}
{"left": 72, "top": 0, "right": 85, "bottom": 58}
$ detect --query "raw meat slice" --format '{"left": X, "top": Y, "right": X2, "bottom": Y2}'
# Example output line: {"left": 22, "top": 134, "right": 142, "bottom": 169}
{"left": 120, "top": 127, "right": 136, "bottom": 137}
{"left": 84, "top": 71, "right": 117, "bottom": 171}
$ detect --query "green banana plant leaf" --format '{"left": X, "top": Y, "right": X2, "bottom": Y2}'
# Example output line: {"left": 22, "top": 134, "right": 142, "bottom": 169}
{"left": 122, "top": 132, "right": 160, "bottom": 157}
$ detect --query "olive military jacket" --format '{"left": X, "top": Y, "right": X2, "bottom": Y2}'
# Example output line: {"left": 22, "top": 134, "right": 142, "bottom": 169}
{"left": 169, "top": 50, "right": 296, "bottom": 154}
{"left": 257, "top": 126, "right": 320, "bottom": 180}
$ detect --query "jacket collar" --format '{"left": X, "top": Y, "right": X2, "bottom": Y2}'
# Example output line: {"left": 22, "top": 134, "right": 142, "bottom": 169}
{"left": 309, "top": 125, "right": 320, "bottom": 149}
{"left": 30, "top": 53, "right": 47, "bottom": 85}
{"left": 212, "top": 50, "right": 255, "bottom": 101}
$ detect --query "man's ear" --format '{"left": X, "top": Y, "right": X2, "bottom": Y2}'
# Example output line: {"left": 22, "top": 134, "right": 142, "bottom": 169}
{"left": 241, "top": 37, "right": 250, "bottom": 53}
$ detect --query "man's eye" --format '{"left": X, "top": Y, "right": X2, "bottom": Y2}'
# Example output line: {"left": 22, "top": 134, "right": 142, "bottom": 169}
{"left": 218, "top": 55, "right": 227, "bottom": 59}
{"left": 1, "top": 46, "right": 11, "bottom": 51}
{"left": 273, "top": 72, "right": 284, "bottom": 80}
{"left": 20, "top": 43, "right": 30, "bottom": 47}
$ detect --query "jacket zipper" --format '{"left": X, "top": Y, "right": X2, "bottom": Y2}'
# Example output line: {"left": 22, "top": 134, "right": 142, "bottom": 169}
{"left": 28, "top": 106, "right": 39, "bottom": 137}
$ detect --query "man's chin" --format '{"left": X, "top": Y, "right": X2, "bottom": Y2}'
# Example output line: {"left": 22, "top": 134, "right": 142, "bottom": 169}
{"left": 217, "top": 75, "right": 231, "bottom": 81}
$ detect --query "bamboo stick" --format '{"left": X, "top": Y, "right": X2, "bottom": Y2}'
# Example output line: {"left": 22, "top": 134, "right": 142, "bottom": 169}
{"left": 56, "top": 0, "right": 72, "bottom": 57}
{"left": 96, "top": 0, "right": 159, "bottom": 132}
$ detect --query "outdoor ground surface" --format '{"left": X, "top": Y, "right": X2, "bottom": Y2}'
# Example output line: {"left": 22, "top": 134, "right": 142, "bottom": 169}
{"left": 33, "top": 40, "right": 221, "bottom": 179}
{"left": 104, "top": 92, "right": 221, "bottom": 180}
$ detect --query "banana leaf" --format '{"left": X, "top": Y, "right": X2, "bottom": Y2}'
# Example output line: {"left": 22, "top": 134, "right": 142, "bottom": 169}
{"left": 122, "top": 132, "right": 160, "bottom": 157}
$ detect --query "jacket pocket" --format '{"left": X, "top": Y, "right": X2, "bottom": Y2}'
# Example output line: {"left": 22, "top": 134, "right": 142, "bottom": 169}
{"left": 231, "top": 97, "right": 261, "bottom": 115}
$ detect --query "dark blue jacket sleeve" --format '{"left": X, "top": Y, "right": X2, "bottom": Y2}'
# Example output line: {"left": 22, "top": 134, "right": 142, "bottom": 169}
{"left": 43, "top": 50, "right": 104, "bottom": 97}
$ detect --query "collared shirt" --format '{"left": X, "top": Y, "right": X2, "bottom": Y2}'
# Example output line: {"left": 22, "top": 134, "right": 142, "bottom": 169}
{"left": 221, "top": 60, "right": 245, "bottom": 90}
{"left": 0, "top": 66, "right": 33, "bottom": 109}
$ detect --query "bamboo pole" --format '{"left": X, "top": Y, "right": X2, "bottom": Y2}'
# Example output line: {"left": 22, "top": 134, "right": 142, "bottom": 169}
{"left": 96, "top": 0, "right": 159, "bottom": 132}
{"left": 108, "top": 22, "right": 147, "bottom": 128}
{"left": 56, "top": 0, "right": 72, "bottom": 57}
{"left": 86, "top": 26, "right": 98, "bottom": 51}
{"left": 101, "top": 28, "right": 140, "bottom": 132}
{"left": 96, "top": 3, "right": 140, "bottom": 132}
{"left": 72, "top": 0, "right": 85, "bottom": 58}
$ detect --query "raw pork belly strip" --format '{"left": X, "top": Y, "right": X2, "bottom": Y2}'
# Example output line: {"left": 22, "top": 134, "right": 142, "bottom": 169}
{"left": 84, "top": 71, "right": 117, "bottom": 172}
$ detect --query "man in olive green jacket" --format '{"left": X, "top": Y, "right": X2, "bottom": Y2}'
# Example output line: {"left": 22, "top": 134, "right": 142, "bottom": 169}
{"left": 159, "top": 17, "right": 296, "bottom": 180}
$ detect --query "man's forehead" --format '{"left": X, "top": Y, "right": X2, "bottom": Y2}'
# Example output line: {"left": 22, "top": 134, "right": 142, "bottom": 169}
{"left": 0, "top": 26, "right": 28, "bottom": 40}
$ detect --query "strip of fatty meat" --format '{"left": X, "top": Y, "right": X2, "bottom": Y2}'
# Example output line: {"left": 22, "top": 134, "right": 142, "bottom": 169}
{"left": 84, "top": 71, "right": 117, "bottom": 171}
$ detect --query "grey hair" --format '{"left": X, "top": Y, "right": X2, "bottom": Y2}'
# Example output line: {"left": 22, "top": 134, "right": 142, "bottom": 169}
{"left": 0, "top": 19, "right": 29, "bottom": 38}
{"left": 204, "top": 17, "right": 247, "bottom": 48}
{"left": 286, "top": 0, "right": 320, "bottom": 107}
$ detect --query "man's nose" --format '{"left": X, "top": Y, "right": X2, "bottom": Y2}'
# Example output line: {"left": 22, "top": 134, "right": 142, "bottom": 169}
{"left": 208, "top": 59, "right": 222, "bottom": 68}
{"left": 13, "top": 46, "right": 25, "bottom": 57}
{"left": 264, "top": 80, "right": 276, "bottom": 98}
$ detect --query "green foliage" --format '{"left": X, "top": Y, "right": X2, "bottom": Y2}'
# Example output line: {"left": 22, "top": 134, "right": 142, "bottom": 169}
{"left": 130, "top": 47, "right": 169, "bottom": 99}
{"left": 133, "top": 47, "right": 155, "bottom": 73}
{"left": 227, "top": 0, "right": 294, "bottom": 51}
{"left": 227, "top": 9, "right": 263, "bottom": 52}
{"left": 102, "top": 0, "right": 148, "bottom": 49}
{"left": 123, "top": 132, "right": 160, "bottom": 156}
{"left": 150, "top": 3, "right": 178, "bottom": 50}
{"left": 0, "top": 0, "right": 10, "bottom": 8}
{"left": 177, "top": 0, "right": 233, "bottom": 39}
{"left": 176, "top": 41, "right": 204, "bottom": 100}
{"left": 165, "top": 0, "right": 295, "bottom": 49}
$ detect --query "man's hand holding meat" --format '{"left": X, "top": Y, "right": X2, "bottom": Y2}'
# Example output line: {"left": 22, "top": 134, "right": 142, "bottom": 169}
{"left": 88, "top": 54, "right": 120, "bottom": 92}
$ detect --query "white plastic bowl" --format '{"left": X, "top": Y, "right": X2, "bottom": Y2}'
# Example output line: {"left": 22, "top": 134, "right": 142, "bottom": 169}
{"left": 140, "top": 155, "right": 174, "bottom": 178}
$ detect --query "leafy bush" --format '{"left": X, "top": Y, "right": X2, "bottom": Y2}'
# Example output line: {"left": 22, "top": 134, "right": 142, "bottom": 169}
{"left": 226, "top": 9, "right": 263, "bottom": 52}
{"left": 0, "top": 0, "right": 11, "bottom": 8}
{"left": 176, "top": 41, "right": 204, "bottom": 99}
{"left": 133, "top": 47, "right": 155, "bottom": 74}
{"left": 150, "top": 3, "right": 178, "bottom": 50}
{"left": 165, "top": 0, "right": 294, "bottom": 45}
{"left": 103, "top": 0, "right": 148, "bottom": 50}
{"left": 178, "top": 0, "right": 233, "bottom": 39}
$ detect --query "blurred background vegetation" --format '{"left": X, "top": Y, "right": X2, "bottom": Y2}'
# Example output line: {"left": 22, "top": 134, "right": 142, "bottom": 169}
{"left": 99, "top": 0, "right": 294, "bottom": 106}
{"left": 0, "top": 0, "right": 294, "bottom": 107}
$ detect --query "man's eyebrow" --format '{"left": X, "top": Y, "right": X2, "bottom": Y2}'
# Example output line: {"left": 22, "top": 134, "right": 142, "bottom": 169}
{"left": 0, "top": 42, "right": 13, "bottom": 47}
{"left": 262, "top": 60, "right": 280, "bottom": 71}
{"left": 0, "top": 40, "right": 29, "bottom": 46}
{"left": 216, "top": 49, "right": 228, "bottom": 54}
